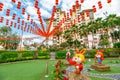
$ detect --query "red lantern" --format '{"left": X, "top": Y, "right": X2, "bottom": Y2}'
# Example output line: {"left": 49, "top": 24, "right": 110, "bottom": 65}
{"left": 27, "top": 14, "right": 30, "bottom": 20}
{"left": 92, "top": 5, "right": 96, "bottom": 13}
{"left": 70, "top": 9, "right": 72, "bottom": 16}
{"left": 72, "top": 5, "right": 76, "bottom": 12}
{"left": 18, "top": 24, "right": 20, "bottom": 29}
{"left": 22, "top": 8, "right": 25, "bottom": 15}
{"left": 74, "top": 19, "right": 76, "bottom": 24}
{"left": 67, "top": 12, "right": 69, "bottom": 19}
{"left": 6, "top": 9, "right": 10, "bottom": 16}
{"left": 107, "top": 0, "right": 111, "bottom": 3}
{"left": 34, "top": 0, "right": 38, "bottom": 8}
{"left": 10, "top": 21, "right": 13, "bottom": 26}
{"left": 31, "top": 19, "right": 33, "bottom": 24}
{"left": 11, "top": 0, "right": 16, "bottom": 3}
{"left": 0, "top": 3, "right": 3, "bottom": 11}
{"left": 80, "top": 0, "right": 84, "bottom": 3}
{"left": 14, "top": 23, "right": 16, "bottom": 28}
{"left": 0, "top": 17, "right": 4, "bottom": 23}
{"left": 78, "top": 15, "right": 80, "bottom": 22}
{"left": 98, "top": 1, "right": 102, "bottom": 9}
{"left": 6, "top": 19, "right": 9, "bottom": 25}
{"left": 81, "top": 14, "right": 84, "bottom": 21}
{"left": 17, "top": 2, "right": 21, "bottom": 9}
{"left": 22, "top": 20, "right": 24, "bottom": 25}
{"left": 24, "top": 26, "right": 26, "bottom": 31}
{"left": 86, "top": 10, "right": 89, "bottom": 17}
{"left": 53, "top": 6, "right": 56, "bottom": 12}
{"left": 17, "top": 17, "right": 20, "bottom": 23}
{"left": 76, "top": 0, "right": 79, "bottom": 8}
{"left": 56, "top": 0, "right": 58, "bottom": 5}
{"left": 12, "top": 14, "right": 16, "bottom": 20}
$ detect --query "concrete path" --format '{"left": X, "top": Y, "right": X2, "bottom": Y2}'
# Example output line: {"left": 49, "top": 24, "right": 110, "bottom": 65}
{"left": 49, "top": 52, "right": 56, "bottom": 60}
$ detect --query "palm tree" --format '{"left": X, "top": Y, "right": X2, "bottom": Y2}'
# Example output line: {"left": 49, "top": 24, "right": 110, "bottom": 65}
{"left": 0, "top": 26, "right": 20, "bottom": 50}
{"left": 78, "top": 24, "right": 89, "bottom": 48}
{"left": 63, "top": 30, "right": 73, "bottom": 48}
{"left": 54, "top": 29, "right": 62, "bottom": 45}
{"left": 70, "top": 24, "right": 79, "bottom": 48}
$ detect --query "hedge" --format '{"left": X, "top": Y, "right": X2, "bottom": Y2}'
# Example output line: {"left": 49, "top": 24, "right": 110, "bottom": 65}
{"left": 38, "top": 50, "right": 50, "bottom": 59}
{"left": 0, "top": 51, "right": 18, "bottom": 62}
{"left": 55, "top": 48, "right": 120, "bottom": 59}
{"left": 85, "top": 48, "right": 120, "bottom": 58}
{"left": 55, "top": 50, "right": 67, "bottom": 59}
{"left": 0, "top": 50, "right": 50, "bottom": 63}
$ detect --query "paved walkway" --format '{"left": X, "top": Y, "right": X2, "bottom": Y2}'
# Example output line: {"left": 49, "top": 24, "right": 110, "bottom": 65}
{"left": 49, "top": 52, "right": 56, "bottom": 60}
{"left": 82, "top": 68, "right": 120, "bottom": 80}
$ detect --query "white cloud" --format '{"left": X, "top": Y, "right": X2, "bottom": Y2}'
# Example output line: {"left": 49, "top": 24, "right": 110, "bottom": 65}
{"left": 39, "top": 0, "right": 55, "bottom": 11}
{"left": 40, "top": 8, "right": 51, "bottom": 18}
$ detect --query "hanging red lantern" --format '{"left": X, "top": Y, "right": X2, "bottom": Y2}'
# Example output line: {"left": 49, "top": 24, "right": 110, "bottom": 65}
{"left": 98, "top": 1, "right": 102, "bottom": 9}
{"left": 86, "top": 10, "right": 89, "bottom": 17}
{"left": 0, "top": 3, "right": 3, "bottom": 11}
{"left": 70, "top": 9, "right": 72, "bottom": 16}
{"left": 27, "top": 14, "right": 30, "bottom": 20}
{"left": 81, "top": 14, "right": 85, "bottom": 21}
{"left": 72, "top": 5, "right": 76, "bottom": 12}
{"left": 37, "top": 8, "right": 40, "bottom": 14}
{"left": 14, "top": 23, "right": 16, "bottom": 28}
{"left": 80, "top": 0, "right": 84, "bottom": 3}
{"left": 76, "top": 0, "right": 79, "bottom": 8}
{"left": 0, "top": 17, "right": 4, "bottom": 23}
{"left": 22, "top": 20, "right": 24, "bottom": 25}
{"left": 34, "top": 0, "right": 38, "bottom": 8}
{"left": 74, "top": 19, "right": 76, "bottom": 24}
{"left": 11, "top": 0, "right": 16, "bottom": 3}
{"left": 70, "top": 20, "right": 73, "bottom": 25}
{"left": 10, "top": 21, "right": 13, "bottom": 26}
{"left": 78, "top": 15, "right": 80, "bottom": 22}
{"left": 67, "top": 12, "right": 69, "bottom": 19}
{"left": 31, "top": 19, "right": 33, "bottom": 24}
{"left": 12, "top": 14, "right": 16, "bottom": 20}
{"left": 17, "top": 2, "right": 21, "bottom": 9}
{"left": 18, "top": 24, "right": 20, "bottom": 29}
{"left": 17, "top": 17, "right": 20, "bottom": 23}
{"left": 56, "top": 0, "right": 59, "bottom": 5}
{"left": 6, "top": 9, "right": 10, "bottom": 16}
{"left": 6, "top": 19, "right": 9, "bottom": 25}
{"left": 22, "top": 8, "right": 25, "bottom": 15}
{"left": 53, "top": 6, "right": 56, "bottom": 12}
{"left": 92, "top": 5, "right": 96, "bottom": 13}
{"left": 107, "top": 0, "right": 111, "bottom": 3}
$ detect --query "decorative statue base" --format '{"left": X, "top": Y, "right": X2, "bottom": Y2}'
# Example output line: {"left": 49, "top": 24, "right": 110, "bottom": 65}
{"left": 68, "top": 72, "right": 91, "bottom": 80}
{"left": 91, "top": 63, "right": 110, "bottom": 72}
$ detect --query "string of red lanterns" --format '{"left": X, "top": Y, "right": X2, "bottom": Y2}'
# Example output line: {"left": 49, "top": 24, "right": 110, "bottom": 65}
{"left": 0, "top": 3, "right": 3, "bottom": 11}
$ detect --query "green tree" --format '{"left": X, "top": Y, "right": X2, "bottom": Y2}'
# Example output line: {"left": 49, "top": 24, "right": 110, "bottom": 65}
{"left": 0, "top": 26, "right": 20, "bottom": 50}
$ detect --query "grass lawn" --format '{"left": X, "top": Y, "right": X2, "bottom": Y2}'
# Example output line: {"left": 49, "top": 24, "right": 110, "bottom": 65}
{"left": 0, "top": 60, "right": 57, "bottom": 80}
{"left": 0, "top": 58, "right": 119, "bottom": 80}
{"left": 88, "top": 66, "right": 120, "bottom": 74}
{"left": 90, "top": 76, "right": 112, "bottom": 80}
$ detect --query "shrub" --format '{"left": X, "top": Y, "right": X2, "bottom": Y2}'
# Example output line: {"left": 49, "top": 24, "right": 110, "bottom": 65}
{"left": 38, "top": 50, "right": 50, "bottom": 59}
{"left": 85, "top": 50, "right": 96, "bottom": 58}
{"left": 0, "top": 51, "right": 18, "bottom": 62}
{"left": 55, "top": 50, "right": 67, "bottom": 59}
{"left": 21, "top": 51, "right": 35, "bottom": 60}
{"left": 113, "top": 42, "right": 120, "bottom": 48}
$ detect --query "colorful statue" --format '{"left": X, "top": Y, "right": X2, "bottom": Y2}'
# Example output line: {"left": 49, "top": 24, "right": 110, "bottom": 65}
{"left": 94, "top": 50, "right": 104, "bottom": 64}
{"left": 68, "top": 48, "right": 86, "bottom": 74}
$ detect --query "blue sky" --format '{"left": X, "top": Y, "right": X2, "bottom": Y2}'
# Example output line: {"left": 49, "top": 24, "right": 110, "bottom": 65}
{"left": 0, "top": 0, "right": 120, "bottom": 44}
